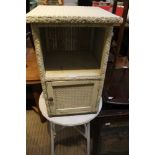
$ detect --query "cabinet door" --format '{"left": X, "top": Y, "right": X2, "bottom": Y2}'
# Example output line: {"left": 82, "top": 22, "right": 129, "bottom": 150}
{"left": 46, "top": 80, "right": 100, "bottom": 115}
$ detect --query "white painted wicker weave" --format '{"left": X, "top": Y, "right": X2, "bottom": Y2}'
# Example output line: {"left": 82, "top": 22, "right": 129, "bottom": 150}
{"left": 26, "top": 6, "right": 122, "bottom": 116}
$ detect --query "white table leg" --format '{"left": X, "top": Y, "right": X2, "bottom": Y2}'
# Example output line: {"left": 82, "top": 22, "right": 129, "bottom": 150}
{"left": 50, "top": 122, "right": 56, "bottom": 155}
{"left": 85, "top": 123, "right": 90, "bottom": 155}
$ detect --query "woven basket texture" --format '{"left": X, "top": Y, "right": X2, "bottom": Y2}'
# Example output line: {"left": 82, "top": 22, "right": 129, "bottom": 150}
{"left": 53, "top": 84, "right": 93, "bottom": 109}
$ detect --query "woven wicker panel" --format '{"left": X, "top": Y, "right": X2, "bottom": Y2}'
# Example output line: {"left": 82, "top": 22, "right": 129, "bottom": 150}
{"left": 40, "top": 27, "right": 92, "bottom": 52}
{"left": 39, "top": 26, "right": 101, "bottom": 70}
{"left": 53, "top": 84, "right": 94, "bottom": 109}
{"left": 44, "top": 51, "right": 99, "bottom": 70}
{"left": 93, "top": 28, "right": 106, "bottom": 64}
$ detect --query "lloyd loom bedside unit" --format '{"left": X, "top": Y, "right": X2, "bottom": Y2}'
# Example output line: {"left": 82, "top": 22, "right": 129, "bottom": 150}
{"left": 26, "top": 6, "right": 122, "bottom": 116}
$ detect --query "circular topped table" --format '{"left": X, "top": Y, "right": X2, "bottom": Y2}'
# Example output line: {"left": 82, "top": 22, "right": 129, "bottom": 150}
{"left": 39, "top": 92, "right": 102, "bottom": 155}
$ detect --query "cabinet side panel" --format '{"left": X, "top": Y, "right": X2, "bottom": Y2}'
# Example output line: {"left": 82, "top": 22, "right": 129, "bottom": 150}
{"left": 91, "top": 80, "right": 101, "bottom": 112}
{"left": 31, "top": 24, "right": 53, "bottom": 116}
{"left": 31, "top": 24, "right": 48, "bottom": 100}
{"left": 97, "top": 27, "right": 113, "bottom": 106}
{"left": 100, "top": 27, "right": 113, "bottom": 74}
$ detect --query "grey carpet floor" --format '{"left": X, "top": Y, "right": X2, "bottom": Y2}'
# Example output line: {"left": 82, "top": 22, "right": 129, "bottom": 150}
{"left": 26, "top": 110, "right": 87, "bottom": 155}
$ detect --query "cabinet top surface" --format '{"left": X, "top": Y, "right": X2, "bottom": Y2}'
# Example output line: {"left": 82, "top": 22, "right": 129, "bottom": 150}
{"left": 26, "top": 6, "right": 122, "bottom": 25}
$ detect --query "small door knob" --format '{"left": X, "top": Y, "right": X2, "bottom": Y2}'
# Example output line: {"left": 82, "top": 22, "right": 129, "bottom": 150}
{"left": 48, "top": 97, "right": 53, "bottom": 101}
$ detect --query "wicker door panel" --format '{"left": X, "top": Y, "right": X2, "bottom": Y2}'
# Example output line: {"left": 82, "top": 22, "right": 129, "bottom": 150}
{"left": 46, "top": 80, "right": 100, "bottom": 115}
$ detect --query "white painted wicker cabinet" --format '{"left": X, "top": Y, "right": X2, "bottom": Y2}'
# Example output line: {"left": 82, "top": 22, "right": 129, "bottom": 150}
{"left": 26, "top": 6, "right": 122, "bottom": 116}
